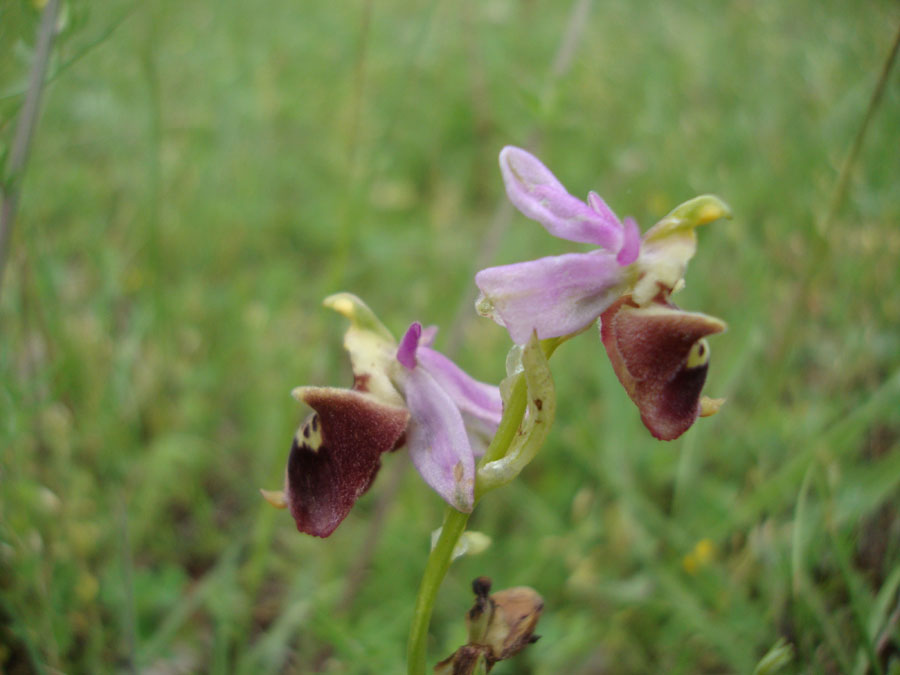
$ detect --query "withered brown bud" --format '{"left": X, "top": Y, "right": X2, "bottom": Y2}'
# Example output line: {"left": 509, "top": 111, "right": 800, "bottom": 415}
{"left": 472, "top": 576, "right": 492, "bottom": 600}
{"left": 435, "top": 578, "right": 543, "bottom": 674}
{"left": 466, "top": 576, "right": 493, "bottom": 641}
{"left": 433, "top": 646, "right": 489, "bottom": 675}
{"left": 480, "top": 586, "right": 543, "bottom": 662}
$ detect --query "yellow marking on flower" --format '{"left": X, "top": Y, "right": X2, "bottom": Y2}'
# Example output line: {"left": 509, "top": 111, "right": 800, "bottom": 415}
{"left": 322, "top": 292, "right": 395, "bottom": 341}
{"left": 260, "top": 489, "right": 288, "bottom": 509}
{"left": 328, "top": 295, "right": 355, "bottom": 318}
{"left": 698, "top": 200, "right": 730, "bottom": 225}
{"left": 286, "top": 404, "right": 325, "bottom": 451}
{"left": 634, "top": 195, "right": 732, "bottom": 306}
{"left": 682, "top": 538, "right": 715, "bottom": 575}
{"left": 700, "top": 396, "right": 726, "bottom": 417}
{"left": 686, "top": 339, "right": 711, "bottom": 369}
{"left": 297, "top": 412, "right": 323, "bottom": 451}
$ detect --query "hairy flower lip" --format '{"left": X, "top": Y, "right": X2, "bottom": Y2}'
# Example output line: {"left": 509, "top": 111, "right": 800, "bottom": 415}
{"left": 600, "top": 296, "right": 727, "bottom": 441}
{"left": 284, "top": 386, "right": 409, "bottom": 537}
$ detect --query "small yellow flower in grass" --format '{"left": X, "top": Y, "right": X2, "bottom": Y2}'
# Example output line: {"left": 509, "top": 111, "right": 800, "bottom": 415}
{"left": 682, "top": 538, "right": 715, "bottom": 575}
{"left": 76, "top": 571, "right": 99, "bottom": 603}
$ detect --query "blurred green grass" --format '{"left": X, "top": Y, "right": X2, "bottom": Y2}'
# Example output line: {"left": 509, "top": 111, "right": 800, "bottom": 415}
{"left": 2, "top": 0, "right": 899, "bottom": 672}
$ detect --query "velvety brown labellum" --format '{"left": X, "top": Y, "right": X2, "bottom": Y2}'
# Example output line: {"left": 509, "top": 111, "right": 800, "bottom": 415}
{"left": 600, "top": 296, "right": 725, "bottom": 441}
{"left": 286, "top": 387, "right": 409, "bottom": 537}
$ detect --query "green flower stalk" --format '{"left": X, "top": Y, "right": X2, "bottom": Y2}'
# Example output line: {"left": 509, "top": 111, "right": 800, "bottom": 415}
{"left": 407, "top": 334, "right": 557, "bottom": 675}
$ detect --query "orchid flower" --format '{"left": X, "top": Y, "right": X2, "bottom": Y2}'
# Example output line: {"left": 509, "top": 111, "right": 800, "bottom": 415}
{"left": 474, "top": 146, "right": 641, "bottom": 345}
{"left": 262, "top": 294, "right": 502, "bottom": 537}
{"left": 475, "top": 146, "right": 730, "bottom": 440}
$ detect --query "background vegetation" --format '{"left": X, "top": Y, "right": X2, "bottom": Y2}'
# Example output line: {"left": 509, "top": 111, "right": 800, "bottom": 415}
{"left": 2, "top": 0, "right": 899, "bottom": 672}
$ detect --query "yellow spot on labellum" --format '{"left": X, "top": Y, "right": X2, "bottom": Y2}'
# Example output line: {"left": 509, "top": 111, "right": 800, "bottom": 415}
{"left": 295, "top": 412, "right": 323, "bottom": 451}
{"left": 686, "top": 338, "right": 711, "bottom": 369}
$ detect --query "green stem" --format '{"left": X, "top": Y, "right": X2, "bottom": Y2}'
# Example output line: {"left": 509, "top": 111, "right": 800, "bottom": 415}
{"left": 407, "top": 372, "right": 531, "bottom": 675}
{"left": 821, "top": 21, "right": 900, "bottom": 237}
{"left": 406, "top": 337, "right": 565, "bottom": 674}
{"left": 480, "top": 337, "right": 563, "bottom": 467}
{"left": 481, "top": 375, "right": 528, "bottom": 465}
{"left": 406, "top": 507, "right": 471, "bottom": 675}
{"left": 0, "top": 0, "right": 60, "bottom": 299}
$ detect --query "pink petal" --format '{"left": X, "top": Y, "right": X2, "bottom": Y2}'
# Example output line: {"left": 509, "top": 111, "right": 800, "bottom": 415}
{"left": 500, "top": 146, "right": 624, "bottom": 252}
{"left": 617, "top": 216, "right": 641, "bottom": 265}
{"left": 475, "top": 250, "right": 628, "bottom": 344}
{"left": 420, "top": 324, "right": 439, "bottom": 347}
{"left": 404, "top": 367, "right": 475, "bottom": 512}
{"left": 587, "top": 191, "right": 619, "bottom": 224}
{"left": 417, "top": 347, "right": 502, "bottom": 429}
{"left": 397, "top": 322, "right": 422, "bottom": 369}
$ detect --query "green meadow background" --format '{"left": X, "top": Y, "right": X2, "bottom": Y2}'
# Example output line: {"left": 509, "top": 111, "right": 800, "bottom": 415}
{"left": 2, "top": 1, "right": 900, "bottom": 672}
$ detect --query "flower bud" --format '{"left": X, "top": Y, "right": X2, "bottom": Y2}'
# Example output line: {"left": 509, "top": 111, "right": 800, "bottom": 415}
{"left": 479, "top": 585, "right": 543, "bottom": 663}
{"left": 435, "top": 577, "right": 543, "bottom": 673}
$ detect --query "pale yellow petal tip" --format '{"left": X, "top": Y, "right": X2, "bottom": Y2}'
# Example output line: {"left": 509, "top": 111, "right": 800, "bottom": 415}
{"left": 643, "top": 195, "right": 732, "bottom": 244}
{"left": 669, "top": 194, "right": 731, "bottom": 229}
{"left": 260, "top": 489, "right": 288, "bottom": 509}
{"left": 695, "top": 195, "right": 733, "bottom": 224}
{"left": 700, "top": 396, "right": 726, "bottom": 417}
{"left": 290, "top": 386, "right": 309, "bottom": 402}
{"left": 322, "top": 292, "right": 359, "bottom": 319}
{"left": 322, "top": 292, "right": 394, "bottom": 341}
